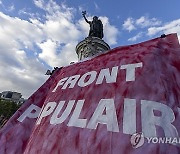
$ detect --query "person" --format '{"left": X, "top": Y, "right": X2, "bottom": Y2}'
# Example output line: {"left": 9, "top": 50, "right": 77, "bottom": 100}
{"left": 45, "top": 67, "right": 62, "bottom": 76}
{"left": 82, "top": 11, "right": 104, "bottom": 39}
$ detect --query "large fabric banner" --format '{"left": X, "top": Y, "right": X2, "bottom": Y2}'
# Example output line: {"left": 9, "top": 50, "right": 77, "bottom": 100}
{"left": 0, "top": 34, "right": 180, "bottom": 153}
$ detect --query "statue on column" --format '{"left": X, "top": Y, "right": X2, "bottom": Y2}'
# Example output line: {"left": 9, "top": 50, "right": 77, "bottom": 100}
{"left": 82, "top": 11, "right": 104, "bottom": 39}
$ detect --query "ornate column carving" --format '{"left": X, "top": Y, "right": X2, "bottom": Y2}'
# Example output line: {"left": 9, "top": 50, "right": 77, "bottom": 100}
{"left": 76, "top": 37, "right": 110, "bottom": 61}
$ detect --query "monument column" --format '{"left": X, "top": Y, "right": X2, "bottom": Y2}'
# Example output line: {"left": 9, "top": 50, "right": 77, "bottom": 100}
{"left": 76, "top": 11, "right": 110, "bottom": 61}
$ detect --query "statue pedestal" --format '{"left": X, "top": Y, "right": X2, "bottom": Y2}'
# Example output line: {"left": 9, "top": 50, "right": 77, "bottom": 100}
{"left": 76, "top": 37, "right": 110, "bottom": 61}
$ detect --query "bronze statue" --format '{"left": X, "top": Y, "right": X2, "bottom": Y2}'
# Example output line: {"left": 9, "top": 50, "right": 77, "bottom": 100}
{"left": 82, "top": 11, "right": 104, "bottom": 39}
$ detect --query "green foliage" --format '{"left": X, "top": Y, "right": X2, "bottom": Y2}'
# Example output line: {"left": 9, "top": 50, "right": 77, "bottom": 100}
{"left": 0, "top": 98, "right": 21, "bottom": 127}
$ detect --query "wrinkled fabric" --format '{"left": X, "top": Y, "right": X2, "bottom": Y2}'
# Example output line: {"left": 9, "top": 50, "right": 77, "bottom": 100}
{"left": 0, "top": 33, "right": 180, "bottom": 154}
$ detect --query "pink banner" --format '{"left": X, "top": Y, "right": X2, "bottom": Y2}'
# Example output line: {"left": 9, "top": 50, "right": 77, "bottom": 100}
{"left": 1, "top": 34, "right": 180, "bottom": 153}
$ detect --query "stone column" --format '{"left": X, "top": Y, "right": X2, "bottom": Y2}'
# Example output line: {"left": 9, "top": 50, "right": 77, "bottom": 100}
{"left": 76, "top": 37, "right": 110, "bottom": 61}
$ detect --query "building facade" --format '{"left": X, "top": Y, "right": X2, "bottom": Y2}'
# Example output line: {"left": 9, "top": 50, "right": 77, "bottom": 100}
{"left": 0, "top": 91, "right": 24, "bottom": 104}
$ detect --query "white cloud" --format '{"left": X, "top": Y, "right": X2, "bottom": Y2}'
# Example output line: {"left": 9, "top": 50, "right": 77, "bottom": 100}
{"left": 78, "top": 6, "right": 83, "bottom": 12}
{"left": 34, "top": 0, "right": 44, "bottom": 9}
{"left": 32, "top": 0, "right": 80, "bottom": 66}
{"left": 123, "top": 16, "right": 161, "bottom": 33}
{"left": 7, "top": 4, "right": 15, "bottom": 12}
{"left": 0, "top": 2, "right": 15, "bottom": 12}
{"left": 0, "top": 12, "right": 44, "bottom": 47}
{"left": 0, "top": 12, "right": 47, "bottom": 98}
{"left": 38, "top": 39, "right": 58, "bottom": 66}
{"left": 0, "top": 0, "right": 119, "bottom": 98}
{"left": 37, "top": 39, "right": 78, "bottom": 67}
{"left": 18, "top": 8, "right": 39, "bottom": 19}
{"left": 123, "top": 16, "right": 162, "bottom": 42}
{"left": 77, "top": 16, "right": 119, "bottom": 45}
{"left": 0, "top": 47, "right": 47, "bottom": 98}
{"left": 147, "top": 19, "right": 180, "bottom": 40}
{"left": 136, "top": 16, "right": 161, "bottom": 28}
{"left": 33, "top": 0, "right": 119, "bottom": 46}
{"left": 100, "top": 17, "right": 119, "bottom": 45}
{"left": 123, "top": 17, "right": 136, "bottom": 32}
{"left": 76, "top": 18, "right": 89, "bottom": 37}
{"left": 94, "top": 2, "right": 100, "bottom": 12}
{"left": 128, "top": 32, "right": 143, "bottom": 42}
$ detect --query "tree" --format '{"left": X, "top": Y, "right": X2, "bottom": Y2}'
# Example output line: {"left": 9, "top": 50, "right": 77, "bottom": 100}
{"left": 0, "top": 98, "right": 21, "bottom": 128}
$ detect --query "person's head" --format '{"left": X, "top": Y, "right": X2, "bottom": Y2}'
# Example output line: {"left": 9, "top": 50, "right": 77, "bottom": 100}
{"left": 93, "top": 16, "right": 98, "bottom": 21}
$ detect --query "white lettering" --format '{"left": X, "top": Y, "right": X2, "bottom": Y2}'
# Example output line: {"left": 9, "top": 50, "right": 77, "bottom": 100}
{"left": 52, "top": 77, "right": 68, "bottom": 92}
{"left": 120, "top": 62, "right": 142, "bottom": 81}
{"left": 67, "top": 100, "right": 87, "bottom": 128}
{"left": 152, "top": 137, "right": 158, "bottom": 143}
{"left": 158, "top": 137, "right": 165, "bottom": 143}
{"left": 36, "top": 102, "right": 57, "bottom": 125}
{"left": 62, "top": 75, "right": 80, "bottom": 89}
{"left": 146, "top": 137, "right": 153, "bottom": 143}
{"left": 78, "top": 71, "right": 97, "bottom": 87}
{"left": 141, "top": 100, "right": 178, "bottom": 138}
{"left": 50, "top": 100, "right": 75, "bottom": 125}
{"left": 123, "top": 98, "right": 136, "bottom": 135}
{"left": 171, "top": 138, "right": 178, "bottom": 144}
{"left": 17, "top": 104, "right": 41, "bottom": 122}
{"left": 177, "top": 107, "right": 180, "bottom": 115}
{"left": 87, "top": 99, "right": 119, "bottom": 132}
{"left": 165, "top": 137, "right": 172, "bottom": 144}
{"left": 96, "top": 67, "right": 118, "bottom": 84}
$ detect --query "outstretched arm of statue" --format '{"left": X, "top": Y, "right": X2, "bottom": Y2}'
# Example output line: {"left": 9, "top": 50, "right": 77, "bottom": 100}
{"left": 82, "top": 11, "right": 91, "bottom": 24}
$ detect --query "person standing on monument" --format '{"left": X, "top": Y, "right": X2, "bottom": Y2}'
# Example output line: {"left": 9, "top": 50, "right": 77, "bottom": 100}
{"left": 82, "top": 11, "right": 104, "bottom": 39}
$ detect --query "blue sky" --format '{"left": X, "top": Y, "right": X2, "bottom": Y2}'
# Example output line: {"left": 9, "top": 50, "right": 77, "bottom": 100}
{"left": 0, "top": 0, "right": 180, "bottom": 98}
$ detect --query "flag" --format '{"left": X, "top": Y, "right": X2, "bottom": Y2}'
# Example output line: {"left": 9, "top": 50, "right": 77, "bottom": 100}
{"left": 0, "top": 33, "right": 180, "bottom": 153}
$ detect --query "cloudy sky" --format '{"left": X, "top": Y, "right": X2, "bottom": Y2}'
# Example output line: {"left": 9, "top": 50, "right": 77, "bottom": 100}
{"left": 0, "top": 0, "right": 180, "bottom": 98}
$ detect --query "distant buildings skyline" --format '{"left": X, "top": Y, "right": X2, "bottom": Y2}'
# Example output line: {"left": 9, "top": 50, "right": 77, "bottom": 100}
{"left": 0, "top": 91, "right": 25, "bottom": 104}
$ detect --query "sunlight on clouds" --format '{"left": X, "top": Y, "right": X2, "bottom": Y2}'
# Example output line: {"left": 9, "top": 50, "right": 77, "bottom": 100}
{"left": 0, "top": 48, "right": 47, "bottom": 98}
{"left": 33, "top": 0, "right": 80, "bottom": 66}
{"left": 34, "top": 0, "right": 44, "bottom": 9}
{"left": 7, "top": 4, "right": 15, "bottom": 12}
{"left": 38, "top": 39, "right": 59, "bottom": 66}
{"left": 34, "top": 0, "right": 118, "bottom": 60}
{"left": 124, "top": 16, "right": 180, "bottom": 42}
{"left": 77, "top": 16, "right": 119, "bottom": 46}
{"left": 0, "top": 12, "right": 46, "bottom": 97}
{"left": 100, "top": 17, "right": 119, "bottom": 45}
{"left": 0, "top": 12, "right": 44, "bottom": 48}
{"left": 38, "top": 40, "right": 78, "bottom": 67}
{"left": 0, "top": 0, "right": 179, "bottom": 99}
{"left": 124, "top": 16, "right": 165, "bottom": 42}
{"left": 136, "top": 16, "right": 161, "bottom": 28}
{"left": 128, "top": 32, "right": 143, "bottom": 42}
{"left": 76, "top": 18, "right": 89, "bottom": 37}
{"left": 123, "top": 17, "right": 136, "bottom": 32}
{"left": 43, "top": 19, "right": 80, "bottom": 43}
{"left": 57, "top": 42, "right": 78, "bottom": 66}
{"left": 0, "top": 0, "right": 119, "bottom": 98}
{"left": 148, "top": 19, "right": 180, "bottom": 40}
{"left": 123, "top": 16, "right": 161, "bottom": 34}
